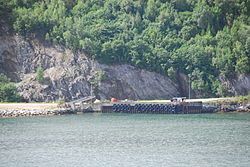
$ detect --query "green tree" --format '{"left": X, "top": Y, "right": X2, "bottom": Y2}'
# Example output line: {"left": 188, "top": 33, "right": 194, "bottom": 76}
{"left": 145, "top": 0, "right": 158, "bottom": 21}
{"left": 2, "top": 0, "right": 250, "bottom": 97}
{"left": 36, "top": 66, "right": 44, "bottom": 83}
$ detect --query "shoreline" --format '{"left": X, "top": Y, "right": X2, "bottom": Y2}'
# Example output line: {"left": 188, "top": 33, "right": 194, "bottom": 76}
{"left": 1, "top": 108, "right": 249, "bottom": 118}
{"left": 0, "top": 97, "right": 249, "bottom": 118}
{"left": 0, "top": 103, "right": 74, "bottom": 118}
{"left": 0, "top": 108, "right": 74, "bottom": 118}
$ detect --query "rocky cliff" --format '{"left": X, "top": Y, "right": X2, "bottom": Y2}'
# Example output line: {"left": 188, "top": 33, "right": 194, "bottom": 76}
{"left": 220, "top": 74, "right": 250, "bottom": 96}
{"left": 1, "top": 27, "right": 249, "bottom": 102}
{"left": 0, "top": 32, "right": 180, "bottom": 102}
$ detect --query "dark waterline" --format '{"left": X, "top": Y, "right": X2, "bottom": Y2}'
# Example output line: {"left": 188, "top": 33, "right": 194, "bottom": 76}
{"left": 1, "top": 113, "right": 250, "bottom": 167}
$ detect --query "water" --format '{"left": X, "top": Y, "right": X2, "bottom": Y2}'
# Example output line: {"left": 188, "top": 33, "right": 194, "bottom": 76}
{"left": 0, "top": 113, "right": 250, "bottom": 167}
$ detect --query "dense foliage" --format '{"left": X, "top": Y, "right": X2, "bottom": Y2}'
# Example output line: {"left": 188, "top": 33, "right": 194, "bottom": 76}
{"left": 1, "top": 0, "right": 250, "bottom": 97}
{"left": 36, "top": 66, "right": 44, "bottom": 83}
{"left": 0, "top": 74, "right": 20, "bottom": 102}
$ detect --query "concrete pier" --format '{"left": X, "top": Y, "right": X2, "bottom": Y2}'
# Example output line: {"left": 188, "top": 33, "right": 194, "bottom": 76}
{"left": 65, "top": 97, "right": 217, "bottom": 114}
{"left": 99, "top": 102, "right": 213, "bottom": 114}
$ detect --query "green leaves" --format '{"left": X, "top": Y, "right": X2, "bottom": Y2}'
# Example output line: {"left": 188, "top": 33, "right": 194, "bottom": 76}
{"left": 0, "top": 74, "right": 20, "bottom": 102}
{"left": 36, "top": 66, "right": 44, "bottom": 83}
{"left": 0, "top": 74, "right": 10, "bottom": 83}
{"left": 236, "top": 56, "right": 250, "bottom": 74}
{"left": 3, "top": 0, "right": 250, "bottom": 97}
{"left": 145, "top": 0, "right": 159, "bottom": 21}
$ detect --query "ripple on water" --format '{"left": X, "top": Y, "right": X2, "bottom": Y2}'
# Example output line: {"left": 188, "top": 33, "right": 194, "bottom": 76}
{"left": 0, "top": 113, "right": 250, "bottom": 167}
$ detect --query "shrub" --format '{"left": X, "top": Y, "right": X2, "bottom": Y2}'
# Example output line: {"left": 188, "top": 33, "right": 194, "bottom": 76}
{"left": 0, "top": 73, "right": 21, "bottom": 102}
{"left": 36, "top": 66, "right": 44, "bottom": 83}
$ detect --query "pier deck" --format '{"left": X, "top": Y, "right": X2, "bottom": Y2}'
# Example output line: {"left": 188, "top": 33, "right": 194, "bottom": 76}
{"left": 70, "top": 101, "right": 217, "bottom": 114}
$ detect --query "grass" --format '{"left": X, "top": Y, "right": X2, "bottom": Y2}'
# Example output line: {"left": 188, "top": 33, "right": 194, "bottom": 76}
{"left": 232, "top": 94, "right": 250, "bottom": 104}
{"left": 205, "top": 95, "right": 249, "bottom": 105}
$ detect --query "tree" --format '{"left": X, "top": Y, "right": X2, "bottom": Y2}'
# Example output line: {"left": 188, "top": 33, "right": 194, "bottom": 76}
{"left": 145, "top": 0, "right": 158, "bottom": 21}
{"left": 236, "top": 56, "right": 250, "bottom": 74}
{"left": 3, "top": 0, "right": 250, "bottom": 98}
{"left": 36, "top": 66, "right": 44, "bottom": 83}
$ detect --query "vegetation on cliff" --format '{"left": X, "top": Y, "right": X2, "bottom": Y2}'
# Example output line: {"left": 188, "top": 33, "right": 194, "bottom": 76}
{"left": 0, "top": 0, "right": 249, "bottom": 97}
{"left": 0, "top": 74, "right": 20, "bottom": 102}
{"left": 36, "top": 66, "right": 45, "bottom": 83}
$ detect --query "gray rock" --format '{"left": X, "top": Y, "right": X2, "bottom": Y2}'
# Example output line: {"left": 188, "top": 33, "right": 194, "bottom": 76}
{"left": 0, "top": 33, "right": 181, "bottom": 102}
{"left": 220, "top": 74, "right": 250, "bottom": 96}
{"left": 1, "top": 30, "right": 249, "bottom": 101}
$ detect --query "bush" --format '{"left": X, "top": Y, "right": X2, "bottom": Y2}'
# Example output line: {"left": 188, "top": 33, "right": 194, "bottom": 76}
{"left": 89, "top": 70, "right": 106, "bottom": 88}
{"left": 36, "top": 66, "right": 44, "bottom": 83}
{"left": 0, "top": 74, "right": 21, "bottom": 102}
{"left": 0, "top": 73, "right": 9, "bottom": 83}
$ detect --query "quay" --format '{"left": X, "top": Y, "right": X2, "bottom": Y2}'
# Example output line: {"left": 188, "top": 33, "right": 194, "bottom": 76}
{"left": 67, "top": 97, "right": 217, "bottom": 114}
{"left": 1, "top": 97, "right": 245, "bottom": 118}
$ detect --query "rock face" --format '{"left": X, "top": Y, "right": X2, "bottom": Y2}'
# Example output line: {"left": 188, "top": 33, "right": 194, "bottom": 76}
{"left": 1, "top": 28, "right": 249, "bottom": 101}
{"left": 0, "top": 33, "right": 180, "bottom": 101}
{"left": 221, "top": 74, "right": 250, "bottom": 96}
{"left": 98, "top": 64, "right": 178, "bottom": 100}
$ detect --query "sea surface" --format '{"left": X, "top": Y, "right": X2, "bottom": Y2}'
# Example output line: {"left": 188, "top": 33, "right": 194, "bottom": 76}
{"left": 0, "top": 113, "right": 250, "bottom": 167}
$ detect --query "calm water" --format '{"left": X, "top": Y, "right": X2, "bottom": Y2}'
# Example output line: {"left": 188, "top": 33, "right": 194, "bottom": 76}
{"left": 0, "top": 113, "right": 250, "bottom": 167}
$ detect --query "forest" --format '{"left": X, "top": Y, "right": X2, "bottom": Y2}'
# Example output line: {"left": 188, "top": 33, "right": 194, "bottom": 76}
{"left": 0, "top": 0, "right": 249, "bottom": 97}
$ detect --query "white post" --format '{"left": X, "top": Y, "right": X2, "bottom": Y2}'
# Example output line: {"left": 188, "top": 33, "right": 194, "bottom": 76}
{"left": 90, "top": 59, "right": 94, "bottom": 104}
{"left": 188, "top": 75, "right": 191, "bottom": 99}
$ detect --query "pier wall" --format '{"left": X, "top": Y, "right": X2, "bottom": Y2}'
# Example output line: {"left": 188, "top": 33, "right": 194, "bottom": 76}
{"left": 100, "top": 102, "right": 215, "bottom": 114}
